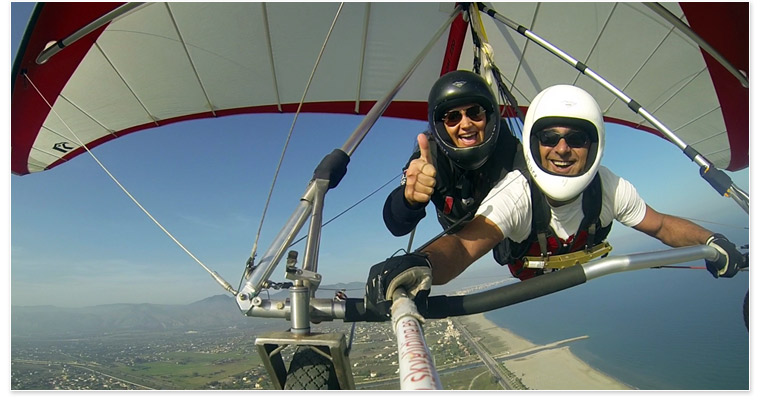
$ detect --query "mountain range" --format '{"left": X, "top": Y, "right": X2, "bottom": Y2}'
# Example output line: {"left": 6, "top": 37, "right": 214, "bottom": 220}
{"left": 11, "top": 283, "right": 363, "bottom": 339}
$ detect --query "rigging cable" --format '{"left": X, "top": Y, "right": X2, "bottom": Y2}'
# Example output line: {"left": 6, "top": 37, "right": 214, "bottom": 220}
{"left": 680, "top": 217, "right": 748, "bottom": 231}
{"left": 288, "top": 172, "right": 402, "bottom": 248}
{"left": 21, "top": 72, "right": 238, "bottom": 296}
{"left": 246, "top": 3, "right": 345, "bottom": 272}
{"left": 244, "top": 3, "right": 343, "bottom": 275}
{"left": 246, "top": 172, "right": 402, "bottom": 291}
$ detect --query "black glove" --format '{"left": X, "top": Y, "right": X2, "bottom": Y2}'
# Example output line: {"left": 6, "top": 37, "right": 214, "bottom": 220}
{"left": 705, "top": 234, "right": 743, "bottom": 278}
{"left": 364, "top": 252, "right": 432, "bottom": 321}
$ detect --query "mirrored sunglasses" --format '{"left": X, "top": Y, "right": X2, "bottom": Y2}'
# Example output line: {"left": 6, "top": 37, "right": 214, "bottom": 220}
{"left": 442, "top": 105, "right": 486, "bottom": 126}
{"left": 537, "top": 129, "right": 590, "bottom": 148}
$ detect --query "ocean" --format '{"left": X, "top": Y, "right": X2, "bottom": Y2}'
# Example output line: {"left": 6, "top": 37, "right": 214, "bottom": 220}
{"left": 483, "top": 268, "right": 750, "bottom": 390}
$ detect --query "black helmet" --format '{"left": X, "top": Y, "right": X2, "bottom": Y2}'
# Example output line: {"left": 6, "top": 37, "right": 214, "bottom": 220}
{"left": 428, "top": 70, "right": 500, "bottom": 170}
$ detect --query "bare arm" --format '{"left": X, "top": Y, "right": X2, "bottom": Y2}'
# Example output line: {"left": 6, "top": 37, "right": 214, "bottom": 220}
{"left": 420, "top": 215, "right": 504, "bottom": 285}
{"left": 632, "top": 205, "right": 712, "bottom": 247}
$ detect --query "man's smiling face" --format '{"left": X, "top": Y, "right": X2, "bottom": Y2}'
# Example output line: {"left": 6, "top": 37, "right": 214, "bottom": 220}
{"left": 537, "top": 125, "right": 590, "bottom": 176}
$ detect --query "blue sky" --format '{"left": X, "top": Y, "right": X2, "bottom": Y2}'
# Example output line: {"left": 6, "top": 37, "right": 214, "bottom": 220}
{"left": 7, "top": 2, "right": 751, "bottom": 308}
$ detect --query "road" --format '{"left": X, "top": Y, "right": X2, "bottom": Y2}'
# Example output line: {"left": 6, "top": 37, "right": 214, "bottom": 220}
{"left": 451, "top": 318, "right": 515, "bottom": 389}
{"left": 451, "top": 318, "right": 590, "bottom": 390}
{"left": 12, "top": 359, "right": 156, "bottom": 390}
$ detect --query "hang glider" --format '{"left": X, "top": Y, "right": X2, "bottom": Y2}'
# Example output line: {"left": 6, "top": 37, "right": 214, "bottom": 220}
{"left": 11, "top": 2, "right": 748, "bottom": 176}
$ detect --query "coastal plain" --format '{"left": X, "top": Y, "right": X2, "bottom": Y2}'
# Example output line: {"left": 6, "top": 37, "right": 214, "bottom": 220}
{"left": 12, "top": 293, "right": 633, "bottom": 390}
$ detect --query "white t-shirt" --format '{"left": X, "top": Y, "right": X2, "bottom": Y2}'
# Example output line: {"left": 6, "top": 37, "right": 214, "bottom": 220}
{"left": 476, "top": 166, "right": 647, "bottom": 242}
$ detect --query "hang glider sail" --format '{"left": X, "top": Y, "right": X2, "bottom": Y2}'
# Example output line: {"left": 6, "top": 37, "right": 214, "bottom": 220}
{"left": 11, "top": 2, "right": 748, "bottom": 176}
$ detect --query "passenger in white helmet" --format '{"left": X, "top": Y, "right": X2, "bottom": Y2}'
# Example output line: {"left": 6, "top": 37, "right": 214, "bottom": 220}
{"left": 364, "top": 84, "right": 742, "bottom": 320}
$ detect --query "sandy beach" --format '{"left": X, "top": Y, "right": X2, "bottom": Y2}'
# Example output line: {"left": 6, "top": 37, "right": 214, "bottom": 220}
{"left": 457, "top": 313, "right": 633, "bottom": 390}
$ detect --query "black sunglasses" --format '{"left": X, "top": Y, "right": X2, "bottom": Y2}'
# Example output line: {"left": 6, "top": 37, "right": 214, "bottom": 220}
{"left": 537, "top": 129, "right": 590, "bottom": 148}
{"left": 442, "top": 105, "right": 486, "bottom": 126}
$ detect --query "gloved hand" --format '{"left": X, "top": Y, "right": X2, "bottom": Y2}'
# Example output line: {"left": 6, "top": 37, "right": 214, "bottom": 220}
{"left": 364, "top": 252, "right": 432, "bottom": 321}
{"left": 705, "top": 233, "right": 743, "bottom": 278}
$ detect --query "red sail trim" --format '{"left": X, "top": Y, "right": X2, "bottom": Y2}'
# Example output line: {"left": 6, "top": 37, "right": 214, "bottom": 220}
{"left": 11, "top": 2, "right": 125, "bottom": 175}
{"left": 679, "top": 2, "right": 749, "bottom": 171}
{"left": 41, "top": 101, "right": 431, "bottom": 171}
{"left": 439, "top": 10, "right": 468, "bottom": 76}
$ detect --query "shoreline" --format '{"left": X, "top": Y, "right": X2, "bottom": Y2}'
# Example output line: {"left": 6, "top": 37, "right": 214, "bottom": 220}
{"left": 457, "top": 313, "right": 634, "bottom": 390}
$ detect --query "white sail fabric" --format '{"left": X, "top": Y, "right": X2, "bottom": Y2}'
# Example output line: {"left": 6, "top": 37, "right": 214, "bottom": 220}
{"left": 11, "top": 2, "right": 748, "bottom": 175}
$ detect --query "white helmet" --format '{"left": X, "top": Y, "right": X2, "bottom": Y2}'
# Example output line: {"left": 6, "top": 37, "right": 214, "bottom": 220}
{"left": 522, "top": 85, "right": 605, "bottom": 202}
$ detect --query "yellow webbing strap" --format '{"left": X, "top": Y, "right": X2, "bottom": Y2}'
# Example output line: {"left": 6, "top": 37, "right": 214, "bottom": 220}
{"left": 468, "top": 4, "right": 496, "bottom": 86}
{"left": 469, "top": 3, "right": 489, "bottom": 42}
{"left": 522, "top": 242, "right": 613, "bottom": 270}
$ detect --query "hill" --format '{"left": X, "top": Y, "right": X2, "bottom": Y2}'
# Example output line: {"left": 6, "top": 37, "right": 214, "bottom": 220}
{"left": 11, "top": 282, "right": 364, "bottom": 339}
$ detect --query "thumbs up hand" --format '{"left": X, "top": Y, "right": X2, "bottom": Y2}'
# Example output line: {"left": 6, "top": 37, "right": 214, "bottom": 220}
{"left": 404, "top": 134, "right": 437, "bottom": 206}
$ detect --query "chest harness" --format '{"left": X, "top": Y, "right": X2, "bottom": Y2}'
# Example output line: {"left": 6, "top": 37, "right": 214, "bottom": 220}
{"left": 493, "top": 172, "right": 613, "bottom": 281}
{"left": 426, "top": 131, "right": 516, "bottom": 232}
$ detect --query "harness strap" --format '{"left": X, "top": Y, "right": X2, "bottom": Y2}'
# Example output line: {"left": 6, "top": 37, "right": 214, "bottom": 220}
{"left": 529, "top": 174, "right": 552, "bottom": 258}
{"left": 577, "top": 174, "right": 602, "bottom": 250}
{"left": 529, "top": 172, "right": 602, "bottom": 258}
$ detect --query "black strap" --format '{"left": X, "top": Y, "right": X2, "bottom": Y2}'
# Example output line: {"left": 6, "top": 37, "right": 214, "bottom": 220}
{"left": 518, "top": 172, "right": 604, "bottom": 259}
{"left": 578, "top": 174, "right": 602, "bottom": 250}
{"left": 529, "top": 176, "right": 552, "bottom": 257}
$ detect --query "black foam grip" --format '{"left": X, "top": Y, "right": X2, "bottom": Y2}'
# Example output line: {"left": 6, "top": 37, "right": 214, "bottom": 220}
{"left": 313, "top": 149, "right": 350, "bottom": 189}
